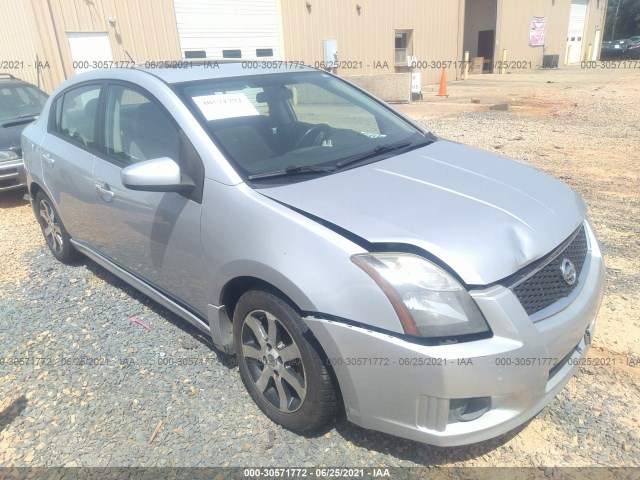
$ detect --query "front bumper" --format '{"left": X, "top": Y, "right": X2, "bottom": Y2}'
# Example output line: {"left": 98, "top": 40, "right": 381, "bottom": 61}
{"left": 0, "top": 157, "right": 27, "bottom": 191}
{"left": 306, "top": 222, "right": 605, "bottom": 446}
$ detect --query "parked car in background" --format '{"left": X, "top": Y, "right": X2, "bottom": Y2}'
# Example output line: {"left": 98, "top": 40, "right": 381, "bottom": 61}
{"left": 0, "top": 74, "right": 48, "bottom": 191}
{"left": 600, "top": 39, "right": 631, "bottom": 59}
{"left": 22, "top": 64, "right": 605, "bottom": 446}
{"left": 624, "top": 37, "right": 640, "bottom": 59}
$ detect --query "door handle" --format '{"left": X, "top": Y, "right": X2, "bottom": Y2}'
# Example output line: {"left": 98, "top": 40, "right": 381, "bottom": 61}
{"left": 42, "top": 153, "right": 55, "bottom": 168}
{"left": 95, "top": 182, "right": 115, "bottom": 202}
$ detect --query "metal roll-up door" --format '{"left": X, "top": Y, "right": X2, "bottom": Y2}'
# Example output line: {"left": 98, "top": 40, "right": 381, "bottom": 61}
{"left": 174, "top": 0, "right": 282, "bottom": 60}
{"left": 566, "top": 0, "right": 588, "bottom": 64}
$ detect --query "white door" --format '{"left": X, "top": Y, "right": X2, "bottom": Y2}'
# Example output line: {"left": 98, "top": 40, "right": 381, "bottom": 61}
{"left": 593, "top": 29, "right": 601, "bottom": 61}
{"left": 173, "top": 0, "right": 282, "bottom": 59}
{"left": 67, "top": 32, "right": 113, "bottom": 74}
{"left": 566, "top": 0, "right": 587, "bottom": 64}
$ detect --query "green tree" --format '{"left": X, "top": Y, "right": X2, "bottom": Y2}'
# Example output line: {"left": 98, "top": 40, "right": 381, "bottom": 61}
{"left": 605, "top": 0, "right": 640, "bottom": 40}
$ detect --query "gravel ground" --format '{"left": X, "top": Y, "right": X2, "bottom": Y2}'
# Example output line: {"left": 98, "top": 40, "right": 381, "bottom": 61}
{"left": 1, "top": 67, "right": 639, "bottom": 468}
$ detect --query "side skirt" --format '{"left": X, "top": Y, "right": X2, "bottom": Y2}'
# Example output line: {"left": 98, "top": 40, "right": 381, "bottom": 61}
{"left": 71, "top": 240, "right": 211, "bottom": 335}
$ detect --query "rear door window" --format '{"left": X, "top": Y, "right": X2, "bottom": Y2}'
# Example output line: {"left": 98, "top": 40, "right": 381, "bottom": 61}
{"left": 52, "top": 84, "right": 102, "bottom": 149}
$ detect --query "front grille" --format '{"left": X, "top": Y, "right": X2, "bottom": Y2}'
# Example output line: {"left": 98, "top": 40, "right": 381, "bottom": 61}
{"left": 511, "top": 225, "right": 588, "bottom": 316}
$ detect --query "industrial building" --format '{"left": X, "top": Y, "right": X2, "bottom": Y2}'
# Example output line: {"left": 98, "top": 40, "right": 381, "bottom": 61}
{"left": 0, "top": 0, "right": 607, "bottom": 94}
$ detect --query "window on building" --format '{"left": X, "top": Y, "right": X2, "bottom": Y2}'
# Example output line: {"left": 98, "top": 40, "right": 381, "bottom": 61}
{"left": 256, "top": 48, "right": 274, "bottom": 57}
{"left": 184, "top": 50, "right": 206, "bottom": 59}
{"left": 222, "top": 49, "right": 242, "bottom": 59}
{"left": 395, "top": 30, "right": 413, "bottom": 66}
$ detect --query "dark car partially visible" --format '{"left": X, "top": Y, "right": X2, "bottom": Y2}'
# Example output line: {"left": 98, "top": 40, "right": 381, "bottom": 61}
{"left": 624, "top": 37, "right": 640, "bottom": 59}
{"left": 600, "top": 39, "right": 630, "bottom": 59}
{"left": 0, "top": 74, "right": 48, "bottom": 191}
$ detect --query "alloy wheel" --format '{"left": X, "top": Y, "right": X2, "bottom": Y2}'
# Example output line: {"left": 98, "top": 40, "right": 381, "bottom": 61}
{"left": 39, "top": 199, "right": 64, "bottom": 255}
{"left": 240, "top": 309, "right": 307, "bottom": 413}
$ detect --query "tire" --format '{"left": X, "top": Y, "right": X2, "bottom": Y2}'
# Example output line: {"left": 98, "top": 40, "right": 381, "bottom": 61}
{"left": 233, "top": 289, "right": 337, "bottom": 433}
{"left": 35, "top": 191, "right": 79, "bottom": 264}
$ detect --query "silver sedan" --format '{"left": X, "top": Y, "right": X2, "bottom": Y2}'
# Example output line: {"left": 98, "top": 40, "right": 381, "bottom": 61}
{"left": 22, "top": 63, "right": 604, "bottom": 446}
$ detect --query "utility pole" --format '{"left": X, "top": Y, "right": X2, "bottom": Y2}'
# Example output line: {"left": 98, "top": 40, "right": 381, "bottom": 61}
{"left": 610, "top": 0, "right": 621, "bottom": 40}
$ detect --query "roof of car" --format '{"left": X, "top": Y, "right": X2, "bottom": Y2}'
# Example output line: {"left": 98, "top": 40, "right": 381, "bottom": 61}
{"left": 0, "top": 80, "right": 43, "bottom": 91}
{"left": 0, "top": 74, "right": 31, "bottom": 86}
{"left": 47, "top": 61, "right": 322, "bottom": 94}
{"left": 136, "top": 60, "right": 317, "bottom": 84}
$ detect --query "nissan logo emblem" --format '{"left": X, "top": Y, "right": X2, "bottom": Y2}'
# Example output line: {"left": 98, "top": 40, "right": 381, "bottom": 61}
{"left": 560, "top": 258, "right": 577, "bottom": 286}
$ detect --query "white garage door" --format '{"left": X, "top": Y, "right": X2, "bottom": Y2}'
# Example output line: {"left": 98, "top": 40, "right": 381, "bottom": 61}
{"left": 566, "top": 0, "right": 587, "bottom": 64}
{"left": 174, "top": 0, "right": 282, "bottom": 60}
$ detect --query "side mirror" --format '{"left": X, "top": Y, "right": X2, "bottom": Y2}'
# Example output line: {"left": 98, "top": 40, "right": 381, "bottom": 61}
{"left": 120, "top": 157, "right": 194, "bottom": 192}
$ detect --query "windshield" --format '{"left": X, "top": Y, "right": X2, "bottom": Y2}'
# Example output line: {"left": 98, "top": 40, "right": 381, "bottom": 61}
{"left": 0, "top": 84, "right": 48, "bottom": 123}
{"left": 175, "top": 71, "right": 431, "bottom": 181}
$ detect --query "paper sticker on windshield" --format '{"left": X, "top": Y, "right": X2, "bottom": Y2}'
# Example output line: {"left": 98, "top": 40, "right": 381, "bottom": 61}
{"left": 193, "top": 93, "right": 259, "bottom": 121}
{"left": 360, "top": 132, "right": 387, "bottom": 139}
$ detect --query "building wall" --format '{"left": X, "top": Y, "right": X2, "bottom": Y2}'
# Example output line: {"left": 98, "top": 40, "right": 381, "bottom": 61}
{"left": 281, "top": 0, "right": 607, "bottom": 85}
{"left": 0, "top": 0, "right": 58, "bottom": 92}
{"left": 0, "top": 0, "right": 181, "bottom": 93}
{"left": 495, "top": 0, "right": 572, "bottom": 68}
{"left": 279, "top": 0, "right": 465, "bottom": 86}
{"left": 582, "top": 0, "right": 608, "bottom": 61}
{"left": 1, "top": 0, "right": 609, "bottom": 94}
{"left": 495, "top": 0, "right": 607, "bottom": 67}
{"left": 463, "top": 0, "right": 497, "bottom": 59}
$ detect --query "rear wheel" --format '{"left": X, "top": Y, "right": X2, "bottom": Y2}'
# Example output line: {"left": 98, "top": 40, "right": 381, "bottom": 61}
{"left": 233, "top": 289, "right": 337, "bottom": 433}
{"left": 35, "top": 191, "right": 78, "bottom": 264}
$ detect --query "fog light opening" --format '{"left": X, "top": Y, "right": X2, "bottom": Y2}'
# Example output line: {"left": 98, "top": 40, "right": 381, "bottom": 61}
{"left": 449, "top": 396, "right": 491, "bottom": 423}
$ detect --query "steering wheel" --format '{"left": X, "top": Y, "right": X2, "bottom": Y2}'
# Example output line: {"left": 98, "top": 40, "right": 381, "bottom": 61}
{"left": 294, "top": 124, "right": 332, "bottom": 149}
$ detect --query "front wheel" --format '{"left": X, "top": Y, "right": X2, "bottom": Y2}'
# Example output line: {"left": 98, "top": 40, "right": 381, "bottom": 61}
{"left": 233, "top": 289, "right": 337, "bottom": 433}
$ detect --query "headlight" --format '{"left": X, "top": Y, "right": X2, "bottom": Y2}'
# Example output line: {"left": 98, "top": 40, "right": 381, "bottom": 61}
{"left": 352, "top": 253, "right": 490, "bottom": 339}
{"left": 0, "top": 150, "right": 20, "bottom": 162}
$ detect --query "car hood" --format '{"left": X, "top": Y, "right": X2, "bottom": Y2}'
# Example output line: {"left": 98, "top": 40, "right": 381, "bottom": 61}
{"left": 259, "top": 139, "right": 586, "bottom": 285}
{"left": 0, "top": 118, "right": 34, "bottom": 151}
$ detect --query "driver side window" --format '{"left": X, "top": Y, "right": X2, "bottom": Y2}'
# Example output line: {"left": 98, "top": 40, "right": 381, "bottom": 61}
{"left": 104, "top": 85, "right": 180, "bottom": 166}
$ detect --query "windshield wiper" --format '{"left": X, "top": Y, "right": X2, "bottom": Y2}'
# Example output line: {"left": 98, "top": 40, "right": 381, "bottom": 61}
{"left": 336, "top": 136, "right": 437, "bottom": 169}
{"left": 248, "top": 135, "right": 437, "bottom": 180}
{"left": 0, "top": 114, "right": 38, "bottom": 126}
{"left": 335, "top": 141, "right": 413, "bottom": 168}
{"left": 248, "top": 164, "right": 336, "bottom": 180}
